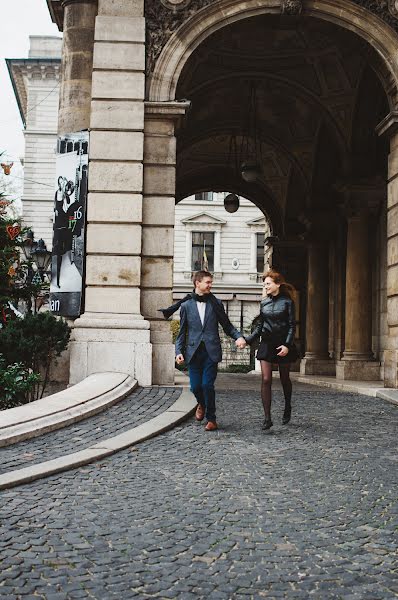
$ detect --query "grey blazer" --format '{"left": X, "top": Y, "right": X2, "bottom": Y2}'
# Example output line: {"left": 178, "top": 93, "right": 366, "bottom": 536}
{"left": 175, "top": 297, "right": 242, "bottom": 364}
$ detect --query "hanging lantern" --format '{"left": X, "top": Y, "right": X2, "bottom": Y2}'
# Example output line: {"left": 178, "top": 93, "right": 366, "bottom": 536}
{"left": 241, "top": 161, "right": 261, "bottom": 183}
{"left": 31, "top": 238, "right": 51, "bottom": 273}
{"left": 224, "top": 193, "right": 240, "bottom": 213}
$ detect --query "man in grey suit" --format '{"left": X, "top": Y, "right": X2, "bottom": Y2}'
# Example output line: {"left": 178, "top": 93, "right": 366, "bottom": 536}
{"left": 175, "top": 271, "right": 246, "bottom": 430}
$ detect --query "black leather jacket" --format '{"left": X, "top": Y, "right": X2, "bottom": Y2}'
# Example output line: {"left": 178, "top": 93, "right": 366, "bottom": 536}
{"left": 246, "top": 294, "right": 296, "bottom": 347}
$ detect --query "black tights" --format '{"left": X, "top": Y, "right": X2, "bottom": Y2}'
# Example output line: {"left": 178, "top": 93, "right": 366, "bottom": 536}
{"left": 260, "top": 361, "right": 292, "bottom": 420}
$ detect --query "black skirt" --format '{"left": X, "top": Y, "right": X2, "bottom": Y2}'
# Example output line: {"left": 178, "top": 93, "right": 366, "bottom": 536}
{"left": 256, "top": 339, "right": 298, "bottom": 364}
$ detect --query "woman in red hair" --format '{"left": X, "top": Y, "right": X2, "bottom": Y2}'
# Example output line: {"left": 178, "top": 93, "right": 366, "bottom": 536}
{"left": 245, "top": 270, "right": 297, "bottom": 431}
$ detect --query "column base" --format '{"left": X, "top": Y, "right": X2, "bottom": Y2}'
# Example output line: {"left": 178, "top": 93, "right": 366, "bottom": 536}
{"left": 150, "top": 321, "right": 175, "bottom": 385}
{"left": 335, "top": 360, "right": 381, "bottom": 381}
{"left": 300, "top": 357, "right": 336, "bottom": 376}
{"left": 383, "top": 350, "right": 398, "bottom": 388}
{"left": 69, "top": 313, "right": 152, "bottom": 386}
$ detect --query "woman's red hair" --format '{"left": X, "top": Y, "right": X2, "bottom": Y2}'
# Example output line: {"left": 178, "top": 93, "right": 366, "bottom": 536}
{"left": 263, "top": 270, "right": 296, "bottom": 300}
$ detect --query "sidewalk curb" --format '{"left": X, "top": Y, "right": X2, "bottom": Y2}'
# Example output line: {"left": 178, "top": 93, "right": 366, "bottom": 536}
{"left": 0, "top": 389, "right": 196, "bottom": 490}
{"left": 251, "top": 370, "right": 398, "bottom": 405}
{"left": 0, "top": 373, "right": 137, "bottom": 447}
{"left": 375, "top": 389, "right": 398, "bottom": 406}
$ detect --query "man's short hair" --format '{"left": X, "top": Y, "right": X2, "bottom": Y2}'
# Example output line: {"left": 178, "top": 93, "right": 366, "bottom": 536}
{"left": 193, "top": 270, "right": 213, "bottom": 286}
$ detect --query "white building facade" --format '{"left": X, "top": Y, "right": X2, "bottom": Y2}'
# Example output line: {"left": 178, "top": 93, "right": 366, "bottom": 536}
{"left": 7, "top": 36, "right": 62, "bottom": 247}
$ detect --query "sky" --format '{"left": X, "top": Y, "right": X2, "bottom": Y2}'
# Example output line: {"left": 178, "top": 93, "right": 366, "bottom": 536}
{"left": 0, "top": 0, "right": 60, "bottom": 162}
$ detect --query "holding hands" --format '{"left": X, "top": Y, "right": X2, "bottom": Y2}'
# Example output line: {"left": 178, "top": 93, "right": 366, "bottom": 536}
{"left": 235, "top": 337, "right": 246, "bottom": 349}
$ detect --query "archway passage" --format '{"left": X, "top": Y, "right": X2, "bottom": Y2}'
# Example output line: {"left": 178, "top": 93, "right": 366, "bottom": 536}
{"left": 49, "top": 0, "right": 398, "bottom": 388}
{"left": 173, "top": 190, "right": 272, "bottom": 372}
{"left": 158, "top": 13, "right": 391, "bottom": 382}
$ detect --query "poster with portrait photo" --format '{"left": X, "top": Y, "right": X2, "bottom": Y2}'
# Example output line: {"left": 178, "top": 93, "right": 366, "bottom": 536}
{"left": 49, "top": 131, "right": 88, "bottom": 317}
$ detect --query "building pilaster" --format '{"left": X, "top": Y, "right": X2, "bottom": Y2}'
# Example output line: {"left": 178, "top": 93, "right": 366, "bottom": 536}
{"left": 68, "top": 0, "right": 153, "bottom": 385}
{"left": 377, "top": 112, "right": 398, "bottom": 387}
{"left": 142, "top": 101, "right": 190, "bottom": 384}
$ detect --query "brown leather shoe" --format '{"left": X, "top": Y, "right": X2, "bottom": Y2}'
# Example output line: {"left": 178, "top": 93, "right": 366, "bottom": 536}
{"left": 205, "top": 421, "right": 218, "bottom": 431}
{"left": 195, "top": 404, "right": 205, "bottom": 421}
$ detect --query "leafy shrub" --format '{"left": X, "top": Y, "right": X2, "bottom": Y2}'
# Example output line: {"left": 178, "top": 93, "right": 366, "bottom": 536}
{"left": 219, "top": 363, "right": 252, "bottom": 373}
{"left": 170, "top": 319, "right": 180, "bottom": 344}
{"left": 0, "top": 312, "right": 71, "bottom": 400}
{"left": 0, "top": 355, "right": 41, "bottom": 409}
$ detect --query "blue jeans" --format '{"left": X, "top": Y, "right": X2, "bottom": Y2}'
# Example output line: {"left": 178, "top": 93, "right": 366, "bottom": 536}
{"left": 188, "top": 343, "right": 218, "bottom": 422}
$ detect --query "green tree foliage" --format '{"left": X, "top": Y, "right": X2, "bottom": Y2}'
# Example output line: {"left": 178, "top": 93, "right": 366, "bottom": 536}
{"left": 0, "top": 151, "right": 71, "bottom": 405}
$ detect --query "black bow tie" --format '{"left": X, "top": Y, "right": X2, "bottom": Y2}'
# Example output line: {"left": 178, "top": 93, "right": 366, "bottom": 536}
{"left": 193, "top": 293, "right": 208, "bottom": 302}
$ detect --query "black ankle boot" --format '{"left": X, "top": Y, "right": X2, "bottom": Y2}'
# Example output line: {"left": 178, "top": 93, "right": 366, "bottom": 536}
{"left": 282, "top": 405, "right": 291, "bottom": 425}
{"left": 262, "top": 418, "right": 273, "bottom": 430}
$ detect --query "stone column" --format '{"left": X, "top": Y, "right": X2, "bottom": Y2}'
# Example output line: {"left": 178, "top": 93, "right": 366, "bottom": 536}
{"left": 58, "top": 0, "right": 97, "bottom": 135}
{"left": 377, "top": 113, "right": 398, "bottom": 387}
{"left": 300, "top": 242, "right": 335, "bottom": 375}
{"left": 69, "top": 0, "right": 152, "bottom": 385}
{"left": 336, "top": 202, "right": 380, "bottom": 381}
{"left": 330, "top": 226, "right": 346, "bottom": 361}
{"left": 142, "top": 101, "right": 190, "bottom": 384}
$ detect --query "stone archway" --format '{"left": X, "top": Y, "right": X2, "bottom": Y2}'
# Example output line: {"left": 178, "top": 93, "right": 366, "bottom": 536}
{"left": 50, "top": 0, "right": 398, "bottom": 388}
{"left": 147, "top": 0, "right": 398, "bottom": 103}
{"left": 143, "top": 0, "right": 398, "bottom": 387}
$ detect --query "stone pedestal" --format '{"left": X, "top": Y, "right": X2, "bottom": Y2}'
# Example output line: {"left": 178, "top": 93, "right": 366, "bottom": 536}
{"left": 384, "top": 350, "right": 398, "bottom": 387}
{"left": 336, "top": 360, "right": 381, "bottom": 381}
{"left": 300, "top": 242, "right": 335, "bottom": 375}
{"left": 300, "top": 357, "right": 336, "bottom": 376}
{"left": 70, "top": 313, "right": 152, "bottom": 385}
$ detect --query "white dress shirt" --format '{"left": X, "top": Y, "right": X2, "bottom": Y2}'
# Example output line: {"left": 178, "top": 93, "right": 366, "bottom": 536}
{"left": 196, "top": 301, "right": 206, "bottom": 326}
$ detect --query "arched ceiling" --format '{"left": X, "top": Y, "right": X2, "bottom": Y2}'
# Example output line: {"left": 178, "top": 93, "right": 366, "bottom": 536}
{"left": 175, "top": 14, "right": 389, "bottom": 236}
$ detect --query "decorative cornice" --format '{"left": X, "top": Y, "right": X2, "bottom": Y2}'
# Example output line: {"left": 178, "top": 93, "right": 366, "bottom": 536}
{"left": 145, "top": 100, "right": 191, "bottom": 126}
{"left": 181, "top": 211, "right": 227, "bottom": 224}
{"left": 6, "top": 59, "right": 61, "bottom": 126}
{"left": 47, "top": 0, "right": 64, "bottom": 30}
{"left": 281, "top": 0, "right": 303, "bottom": 15}
{"left": 350, "top": 0, "right": 398, "bottom": 33}
{"left": 47, "top": 0, "right": 97, "bottom": 31}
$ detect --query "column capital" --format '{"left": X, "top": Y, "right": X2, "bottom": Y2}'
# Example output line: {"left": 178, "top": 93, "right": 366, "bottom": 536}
{"left": 335, "top": 178, "right": 385, "bottom": 218}
{"left": 298, "top": 209, "right": 340, "bottom": 241}
{"left": 264, "top": 235, "right": 279, "bottom": 249}
{"left": 145, "top": 100, "right": 191, "bottom": 126}
{"left": 376, "top": 110, "right": 398, "bottom": 138}
{"left": 47, "top": 0, "right": 97, "bottom": 30}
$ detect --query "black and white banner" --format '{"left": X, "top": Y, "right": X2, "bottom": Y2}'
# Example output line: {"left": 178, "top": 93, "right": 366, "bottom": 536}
{"left": 49, "top": 131, "right": 88, "bottom": 317}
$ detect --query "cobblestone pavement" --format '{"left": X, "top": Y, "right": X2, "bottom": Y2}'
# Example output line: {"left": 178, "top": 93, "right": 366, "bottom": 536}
{"left": 0, "top": 387, "right": 181, "bottom": 475}
{"left": 0, "top": 376, "right": 397, "bottom": 599}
